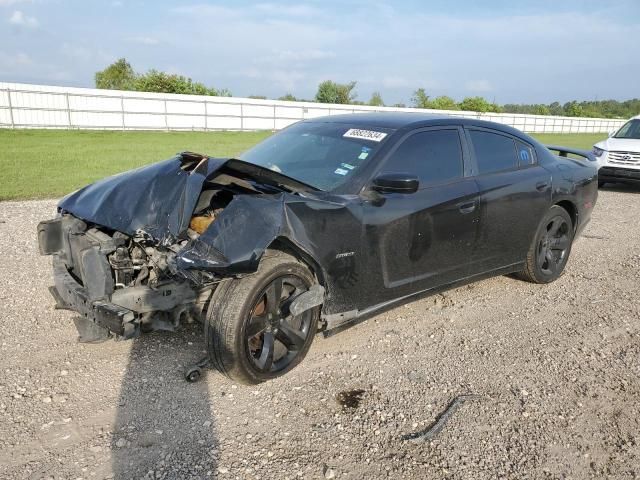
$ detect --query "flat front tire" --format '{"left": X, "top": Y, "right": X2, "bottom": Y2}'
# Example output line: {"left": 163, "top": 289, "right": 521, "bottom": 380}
{"left": 205, "top": 250, "right": 319, "bottom": 384}
{"left": 518, "top": 205, "right": 574, "bottom": 284}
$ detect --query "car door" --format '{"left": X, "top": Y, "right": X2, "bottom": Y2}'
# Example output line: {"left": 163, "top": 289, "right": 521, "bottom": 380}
{"left": 465, "top": 127, "right": 552, "bottom": 272}
{"left": 358, "top": 127, "right": 480, "bottom": 309}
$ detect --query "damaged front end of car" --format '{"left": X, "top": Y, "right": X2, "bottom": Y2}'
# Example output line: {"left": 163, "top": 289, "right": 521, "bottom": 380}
{"left": 38, "top": 213, "right": 212, "bottom": 341}
{"left": 37, "top": 152, "right": 327, "bottom": 343}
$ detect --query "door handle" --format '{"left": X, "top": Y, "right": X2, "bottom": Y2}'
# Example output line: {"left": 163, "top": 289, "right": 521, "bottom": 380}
{"left": 536, "top": 182, "right": 549, "bottom": 191}
{"left": 458, "top": 202, "right": 476, "bottom": 214}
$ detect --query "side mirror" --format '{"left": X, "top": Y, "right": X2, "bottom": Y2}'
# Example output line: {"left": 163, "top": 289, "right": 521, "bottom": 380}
{"left": 372, "top": 173, "right": 419, "bottom": 194}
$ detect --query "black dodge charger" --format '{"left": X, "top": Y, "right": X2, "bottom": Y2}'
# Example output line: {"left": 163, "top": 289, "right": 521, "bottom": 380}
{"left": 38, "top": 113, "right": 598, "bottom": 384}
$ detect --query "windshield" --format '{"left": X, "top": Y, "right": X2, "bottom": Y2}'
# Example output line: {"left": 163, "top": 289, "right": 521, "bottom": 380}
{"left": 614, "top": 119, "right": 640, "bottom": 140}
{"left": 238, "top": 122, "right": 393, "bottom": 191}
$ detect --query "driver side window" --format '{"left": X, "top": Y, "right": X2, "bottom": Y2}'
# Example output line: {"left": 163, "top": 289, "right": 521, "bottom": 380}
{"left": 383, "top": 129, "right": 464, "bottom": 187}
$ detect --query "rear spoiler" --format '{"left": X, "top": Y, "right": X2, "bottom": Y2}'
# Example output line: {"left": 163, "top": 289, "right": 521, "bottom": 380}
{"left": 546, "top": 145, "right": 596, "bottom": 162}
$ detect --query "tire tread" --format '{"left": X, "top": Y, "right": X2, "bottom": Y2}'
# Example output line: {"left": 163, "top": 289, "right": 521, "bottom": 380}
{"left": 517, "top": 205, "right": 573, "bottom": 284}
{"left": 205, "top": 250, "right": 317, "bottom": 384}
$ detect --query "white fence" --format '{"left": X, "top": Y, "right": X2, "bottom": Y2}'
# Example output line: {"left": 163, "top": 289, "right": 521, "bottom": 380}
{"left": 0, "top": 82, "right": 627, "bottom": 134}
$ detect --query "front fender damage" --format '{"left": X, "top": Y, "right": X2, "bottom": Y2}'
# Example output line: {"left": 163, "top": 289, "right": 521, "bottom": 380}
{"left": 177, "top": 194, "right": 305, "bottom": 274}
{"left": 44, "top": 153, "right": 333, "bottom": 339}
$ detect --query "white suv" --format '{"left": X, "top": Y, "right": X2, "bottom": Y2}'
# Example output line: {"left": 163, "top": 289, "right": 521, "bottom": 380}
{"left": 593, "top": 116, "right": 640, "bottom": 187}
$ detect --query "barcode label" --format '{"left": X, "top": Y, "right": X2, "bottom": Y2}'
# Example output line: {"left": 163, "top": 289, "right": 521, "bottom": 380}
{"left": 343, "top": 128, "right": 388, "bottom": 142}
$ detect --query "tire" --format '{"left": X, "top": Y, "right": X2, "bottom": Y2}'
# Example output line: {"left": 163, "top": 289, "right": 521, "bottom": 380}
{"left": 518, "top": 205, "right": 574, "bottom": 284}
{"left": 598, "top": 180, "right": 606, "bottom": 188}
{"left": 205, "top": 250, "right": 319, "bottom": 384}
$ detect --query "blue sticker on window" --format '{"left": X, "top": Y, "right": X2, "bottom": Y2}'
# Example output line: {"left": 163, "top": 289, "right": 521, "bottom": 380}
{"left": 519, "top": 149, "right": 529, "bottom": 162}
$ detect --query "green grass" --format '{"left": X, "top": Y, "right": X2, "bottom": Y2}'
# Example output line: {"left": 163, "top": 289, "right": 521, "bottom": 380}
{"left": 0, "top": 129, "right": 271, "bottom": 200}
{"left": 531, "top": 133, "right": 604, "bottom": 150}
{"left": 0, "top": 129, "right": 605, "bottom": 201}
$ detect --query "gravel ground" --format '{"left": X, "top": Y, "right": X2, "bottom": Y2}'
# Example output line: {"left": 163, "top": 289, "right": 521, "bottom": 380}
{"left": 1, "top": 186, "right": 639, "bottom": 480}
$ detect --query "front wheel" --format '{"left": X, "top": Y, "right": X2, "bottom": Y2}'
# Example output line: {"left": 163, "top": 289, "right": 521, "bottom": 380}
{"left": 205, "top": 250, "right": 319, "bottom": 384}
{"left": 518, "top": 205, "right": 574, "bottom": 284}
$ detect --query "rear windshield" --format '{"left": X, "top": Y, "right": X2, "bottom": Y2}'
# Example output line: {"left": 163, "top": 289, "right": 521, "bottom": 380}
{"left": 239, "top": 122, "right": 393, "bottom": 191}
{"left": 614, "top": 119, "right": 640, "bottom": 140}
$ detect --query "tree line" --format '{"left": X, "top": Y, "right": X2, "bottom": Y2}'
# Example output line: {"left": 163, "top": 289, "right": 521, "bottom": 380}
{"left": 95, "top": 59, "right": 639, "bottom": 119}
{"left": 95, "top": 58, "right": 231, "bottom": 97}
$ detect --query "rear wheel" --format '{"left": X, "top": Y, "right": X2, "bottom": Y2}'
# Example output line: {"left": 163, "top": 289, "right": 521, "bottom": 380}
{"left": 205, "top": 250, "right": 319, "bottom": 384}
{"left": 598, "top": 180, "right": 606, "bottom": 188}
{"left": 518, "top": 205, "right": 574, "bottom": 284}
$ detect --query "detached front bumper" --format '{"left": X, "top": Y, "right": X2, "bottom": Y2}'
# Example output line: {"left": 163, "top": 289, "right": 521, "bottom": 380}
{"left": 39, "top": 214, "right": 199, "bottom": 341}
{"left": 51, "top": 257, "right": 137, "bottom": 339}
{"left": 599, "top": 166, "right": 640, "bottom": 184}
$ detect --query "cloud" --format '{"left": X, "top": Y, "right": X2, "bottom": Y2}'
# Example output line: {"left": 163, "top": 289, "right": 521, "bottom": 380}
{"left": 1, "top": 1, "right": 638, "bottom": 103}
{"left": 126, "top": 36, "right": 159, "bottom": 46}
{"left": 8, "top": 9, "right": 38, "bottom": 27}
{"left": 381, "top": 76, "right": 412, "bottom": 89}
{"left": 61, "top": 43, "right": 93, "bottom": 61}
{"left": 0, "top": 51, "right": 32, "bottom": 76}
{"left": 0, "top": 0, "right": 31, "bottom": 6}
{"left": 254, "top": 3, "right": 322, "bottom": 17}
{"left": 465, "top": 80, "right": 493, "bottom": 93}
{"left": 257, "top": 49, "right": 335, "bottom": 64}
{"left": 0, "top": 51, "right": 31, "bottom": 66}
{"left": 171, "top": 4, "right": 242, "bottom": 18}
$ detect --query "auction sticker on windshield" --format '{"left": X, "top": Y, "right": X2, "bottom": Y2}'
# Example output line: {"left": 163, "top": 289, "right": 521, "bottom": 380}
{"left": 343, "top": 128, "right": 388, "bottom": 142}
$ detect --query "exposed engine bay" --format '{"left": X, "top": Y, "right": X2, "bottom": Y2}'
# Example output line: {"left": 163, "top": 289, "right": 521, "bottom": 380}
{"left": 107, "top": 185, "right": 237, "bottom": 289}
{"left": 39, "top": 160, "right": 290, "bottom": 341}
{"left": 38, "top": 150, "right": 334, "bottom": 358}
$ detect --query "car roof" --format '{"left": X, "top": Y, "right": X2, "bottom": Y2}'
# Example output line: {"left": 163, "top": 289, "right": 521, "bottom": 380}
{"left": 305, "top": 112, "right": 446, "bottom": 128}
{"left": 304, "top": 112, "right": 528, "bottom": 138}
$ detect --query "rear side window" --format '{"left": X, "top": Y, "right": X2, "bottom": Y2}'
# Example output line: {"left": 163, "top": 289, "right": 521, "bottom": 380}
{"left": 385, "top": 129, "right": 463, "bottom": 186}
{"left": 516, "top": 141, "right": 535, "bottom": 166}
{"left": 469, "top": 130, "right": 517, "bottom": 175}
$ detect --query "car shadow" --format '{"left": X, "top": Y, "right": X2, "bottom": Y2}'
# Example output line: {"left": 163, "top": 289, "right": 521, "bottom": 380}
{"left": 110, "top": 323, "right": 218, "bottom": 478}
{"left": 600, "top": 183, "right": 640, "bottom": 194}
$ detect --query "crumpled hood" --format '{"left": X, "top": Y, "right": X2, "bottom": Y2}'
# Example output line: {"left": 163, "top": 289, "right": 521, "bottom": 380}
{"left": 595, "top": 137, "right": 640, "bottom": 152}
{"left": 58, "top": 154, "right": 226, "bottom": 242}
{"left": 57, "top": 153, "right": 337, "bottom": 276}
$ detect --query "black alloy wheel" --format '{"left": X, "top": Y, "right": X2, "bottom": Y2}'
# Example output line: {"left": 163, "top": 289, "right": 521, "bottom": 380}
{"left": 244, "top": 275, "right": 314, "bottom": 374}
{"left": 536, "top": 215, "right": 571, "bottom": 277}
{"left": 206, "top": 250, "right": 319, "bottom": 384}
{"left": 519, "top": 205, "right": 574, "bottom": 284}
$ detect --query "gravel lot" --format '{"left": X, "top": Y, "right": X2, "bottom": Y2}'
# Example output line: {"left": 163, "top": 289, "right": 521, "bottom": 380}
{"left": 1, "top": 186, "right": 639, "bottom": 480}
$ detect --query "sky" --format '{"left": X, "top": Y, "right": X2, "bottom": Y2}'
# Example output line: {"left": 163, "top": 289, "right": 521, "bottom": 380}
{"left": 1, "top": 0, "right": 639, "bottom": 105}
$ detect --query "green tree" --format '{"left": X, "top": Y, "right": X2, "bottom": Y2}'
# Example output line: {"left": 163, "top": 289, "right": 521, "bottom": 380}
{"left": 411, "top": 88, "right": 432, "bottom": 109}
{"left": 532, "top": 104, "right": 550, "bottom": 115}
{"left": 132, "top": 70, "right": 230, "bottom": 96}
{"left": 548, "top": 102, "right": 563, "bottom": 116}
{"left": 430, "top": 96, "right": 459, "bottom": 111}
{"left": 563, "top": 101, "right": 584, "bottom": 117}
{"left": 368, "top": 91, "right": 384, "bottom": 107}
{"left": 278, "top": 93, "right": 298, "bottom": 102}
{"left": 95, "top": 58, "right": 136, "bottom": 90}
{"left": 459, "top": 96, "right": 494, "bottom": 113}
{"left": 95, "top": 59, "right": 230, "bottom": 96}
{"left": 134, "top": 70, "right": 208, "bottom": 95}
{"left": 248, "top": 95, "right": 267, "bottom": 100}
{"left": 315, "top": 80, "right": 357, "bottom": 104}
